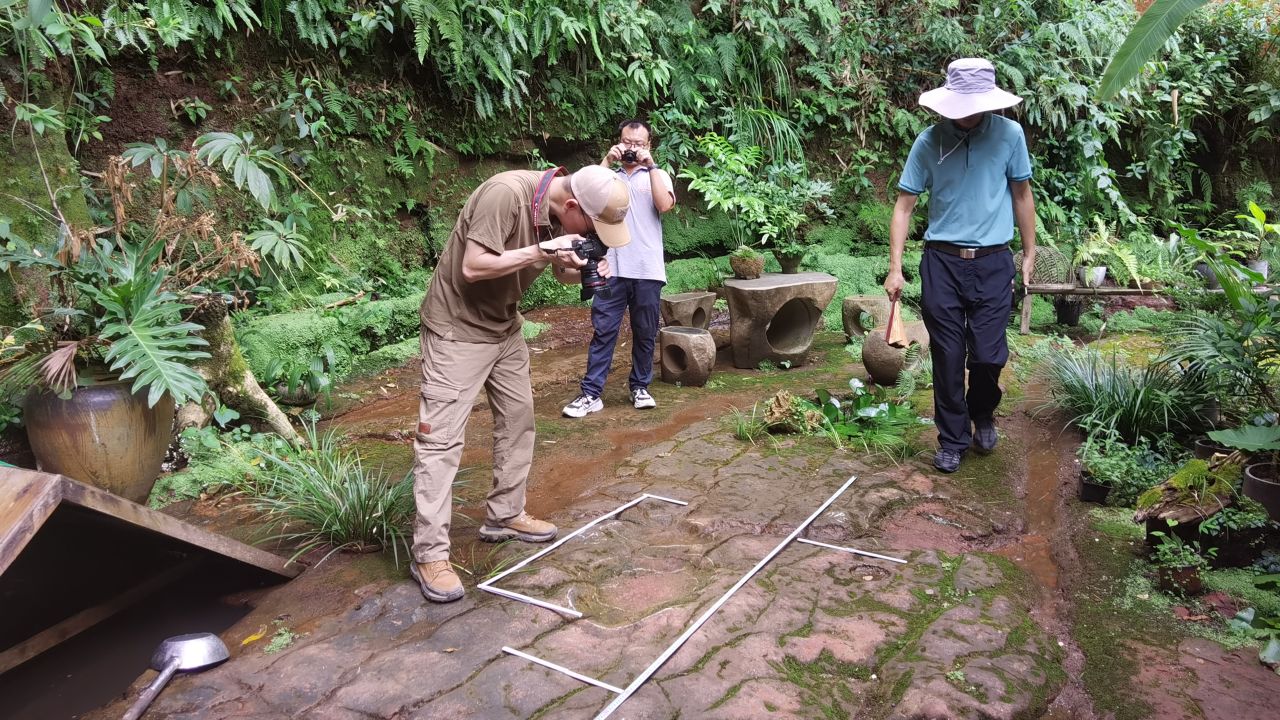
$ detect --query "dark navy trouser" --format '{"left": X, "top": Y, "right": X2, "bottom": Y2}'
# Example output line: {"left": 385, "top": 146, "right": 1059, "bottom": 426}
{"left": 919, "top": 245, "right": 1015, "bottom": 453}
{"left": 581, "top": 277, "right": 664, "bottom": 398}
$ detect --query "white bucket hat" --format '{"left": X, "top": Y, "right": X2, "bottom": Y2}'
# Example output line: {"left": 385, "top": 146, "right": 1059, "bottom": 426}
{"left": 919, "top": 58, "right": 1022, "bottom": 120}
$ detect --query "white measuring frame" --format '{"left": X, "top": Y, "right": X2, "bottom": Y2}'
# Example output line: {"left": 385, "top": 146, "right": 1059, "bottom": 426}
{"left": 477, "top": 492, "right": 689, "bottom": 618}
{"left": 495, "top": 473, "right": 912, "bottom": 719}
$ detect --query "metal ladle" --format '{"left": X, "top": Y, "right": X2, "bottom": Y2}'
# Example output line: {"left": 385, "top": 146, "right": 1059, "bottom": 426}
{"left": 121, "top": 632, "right": 229, "bottom": 720}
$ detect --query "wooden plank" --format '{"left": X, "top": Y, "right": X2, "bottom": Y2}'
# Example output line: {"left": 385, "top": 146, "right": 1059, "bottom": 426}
{"left": 0, "top": 473, "right": 63, "bottom": 576}
{"left": 0, "top": 559, "right": 197, "bottom": 674}
{"left": 1025, "top": 285, "right": 1164, "bottom": 296}
{"left": 55, "top": 474, "right": 300, "bottom": 578}
{"left": 1020, "top": 293, "right": 1033, "bottom": 335}
{"left": 0, "top": 468, "right": 299, "bottom": 579}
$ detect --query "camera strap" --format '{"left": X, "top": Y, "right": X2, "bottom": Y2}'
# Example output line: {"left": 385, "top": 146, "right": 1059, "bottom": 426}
{"left": 530, "top": 166, "right": 566, "bottom": 234}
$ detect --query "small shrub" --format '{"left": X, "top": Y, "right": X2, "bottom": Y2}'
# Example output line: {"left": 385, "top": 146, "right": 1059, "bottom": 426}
{"left": 729, "top": 403, "right": 769, "bottom": 445}
{"left": 853, "top": 201, "right": 895, "bottom": 247}
{"left": 522, "top": 320, "right": 549, "bottom": 340}
{"left": 1077, "top": 430, "right": 1184, "bottom": 507}
{"left": 661, "top": 207, "right": 737, "bottom": 257}
{"left": 520, "top": 270, "right": 582, "bottom": 310}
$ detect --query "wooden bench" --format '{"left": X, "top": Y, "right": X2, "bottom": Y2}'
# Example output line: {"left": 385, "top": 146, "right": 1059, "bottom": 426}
{"left": 1019, "top": 283, "right": 1166, "bottom": 334}
{"left": 1019, "top": 282, "right": 1274, "bottom": 334}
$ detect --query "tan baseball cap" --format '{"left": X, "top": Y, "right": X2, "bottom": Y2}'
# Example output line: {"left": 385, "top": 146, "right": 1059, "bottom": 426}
{"left": 569, "top": 165, "right": 631, "bottom": 248}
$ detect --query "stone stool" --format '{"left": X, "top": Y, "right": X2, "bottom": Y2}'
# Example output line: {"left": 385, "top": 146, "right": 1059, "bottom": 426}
{"left": 861, "top": 321, "right": 931, "bottom": 385}
{"left": 659, "top": 327, "right": 717, "bottom": 387}
{"left": 724, "top": 272, "right": 837, "bottom": 369}
{"left": 842, "top": 295, "right": 892, "bottom": 340}
{"left": 660, "top": 291, "right": 716, "bottom": 330}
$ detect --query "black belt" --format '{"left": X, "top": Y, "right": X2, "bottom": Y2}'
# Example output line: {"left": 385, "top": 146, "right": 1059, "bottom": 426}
{"left": 927, "top": 242, "right": 1009, "bottom": 259}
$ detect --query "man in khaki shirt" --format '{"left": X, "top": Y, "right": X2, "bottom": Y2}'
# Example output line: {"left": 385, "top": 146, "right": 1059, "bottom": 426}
{"left": 410, "top": 165, "right": 631, "bottom": 603}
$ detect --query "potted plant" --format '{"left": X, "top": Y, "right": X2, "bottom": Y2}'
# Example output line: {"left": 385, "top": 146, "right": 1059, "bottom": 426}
{"left": 1150, "top": 521, "right": 1215, "bottom": 594}
{"left": 1233, "top": 201, "right": 1278, "bottom": 281}
{"left": 680, "top": 133, "right": 832, "bottom": 274}
{"left": 1077, "top": 433, "right": 1115, "bottom": 504}
{"left": 1208, "top": 424, "right": 1280, "bottom": 522}
{"left": 1071, "top": 217, "right": 1142, "bottom": 289}
{"left": 728, "top": 244, "right": 765, "bottom": 280}
{"left": 1198, "top": 498, "right": 1274, "bottom": 568}
{"left": 0, "top": 239, "right": 211, "bottom": 502}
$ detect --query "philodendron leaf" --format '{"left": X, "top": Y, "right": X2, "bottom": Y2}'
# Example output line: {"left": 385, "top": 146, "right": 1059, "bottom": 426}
{"left": 1208, "top": 425, "right": 1280, "bottom": 452}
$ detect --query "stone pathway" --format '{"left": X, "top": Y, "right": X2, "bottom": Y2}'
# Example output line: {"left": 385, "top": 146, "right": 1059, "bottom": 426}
{"left": 93, "top": 417, "right": 1064, "bottom": 719}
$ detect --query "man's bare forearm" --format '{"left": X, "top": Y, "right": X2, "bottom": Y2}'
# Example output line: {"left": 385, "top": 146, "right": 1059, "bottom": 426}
{"left": 888, "top": 192, "right": 918, "bottom": 274}
{"left": 1012, "top": 182, "right": 1037, "bottom": 253}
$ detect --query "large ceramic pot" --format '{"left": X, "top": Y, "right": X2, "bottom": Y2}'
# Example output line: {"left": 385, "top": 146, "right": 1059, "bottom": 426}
{"left": 1243, "top": 462, "right": 1280, "bottom": 522}
{"left": 24, "top": 380, "right": 175, "bottom": 503}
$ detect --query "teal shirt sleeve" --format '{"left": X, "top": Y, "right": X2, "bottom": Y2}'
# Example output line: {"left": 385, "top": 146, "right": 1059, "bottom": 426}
{"left": 1006, "top": 124, "right": 1032, "bottom": 182}
{"left": 897, "top": 130, "right": 932, "bottom": 195}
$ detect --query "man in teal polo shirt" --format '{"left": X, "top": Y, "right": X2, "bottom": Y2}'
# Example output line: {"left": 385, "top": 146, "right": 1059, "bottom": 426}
{"left": 883, "top": 58, "right": 1038, "bottom": 473}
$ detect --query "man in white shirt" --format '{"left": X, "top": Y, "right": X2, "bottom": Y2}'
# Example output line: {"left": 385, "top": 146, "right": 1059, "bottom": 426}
{"left": 563, "top": 119, "right": 677, "bottom": 417}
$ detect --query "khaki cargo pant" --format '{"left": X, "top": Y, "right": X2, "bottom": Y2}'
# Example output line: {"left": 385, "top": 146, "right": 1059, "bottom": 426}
{"left": 411, "top": 328, "right": 534, "bottom": 563}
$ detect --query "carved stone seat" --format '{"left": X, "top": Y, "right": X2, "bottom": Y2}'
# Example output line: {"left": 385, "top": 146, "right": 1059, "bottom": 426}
{"left": 660, "top": 291, "right": 716, "bottom": 330}
{"left": 842, "top": 295, "right": 892, "bottom": 340}
{"left": 723, "top": 272, "right": 837, "bottom": 369}
{"left": 658, "top": 327, "right": 717, "bottom": 387}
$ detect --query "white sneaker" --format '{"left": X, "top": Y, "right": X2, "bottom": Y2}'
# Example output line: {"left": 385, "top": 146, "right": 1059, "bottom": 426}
{"left": 562, "top": 394, "right": 603, "bottom": 418}
{"left": 631, "top": 388, "right": 656, "bottom": 409}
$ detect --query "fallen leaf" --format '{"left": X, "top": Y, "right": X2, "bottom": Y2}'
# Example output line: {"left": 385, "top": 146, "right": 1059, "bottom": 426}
{"left": 241, "top": 626, "right": 268, "bottom": 646}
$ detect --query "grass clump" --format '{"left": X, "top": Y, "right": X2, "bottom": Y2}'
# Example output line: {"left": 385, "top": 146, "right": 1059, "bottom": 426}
{"left": 1046, "top": 349, "right": 1210, "bottom": 443}
{"left": 250, "top": 423, "right": 417, "bottom": 565}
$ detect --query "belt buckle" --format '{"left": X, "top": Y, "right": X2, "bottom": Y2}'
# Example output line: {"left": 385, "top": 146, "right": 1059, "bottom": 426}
{"left": 960, "top": 248, "right": 977, "bottom": 260}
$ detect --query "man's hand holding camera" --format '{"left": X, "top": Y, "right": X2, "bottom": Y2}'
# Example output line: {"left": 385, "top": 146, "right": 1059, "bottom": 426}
{"left": 538, "top": 235, "right": 612, "bottom": 278}
{"left": 603, "top": 144, "right": 655, "bottom": 169}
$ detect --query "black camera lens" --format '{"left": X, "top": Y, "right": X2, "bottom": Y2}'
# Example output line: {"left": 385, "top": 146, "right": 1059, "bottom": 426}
{"left": 621, "top": 149, "right": 638, "bottom": 163}
{"left": 579, "top": 260, "right": 608, "bottom": 301}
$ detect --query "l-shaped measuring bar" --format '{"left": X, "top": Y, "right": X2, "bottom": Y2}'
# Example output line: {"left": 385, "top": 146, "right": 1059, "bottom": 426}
{"left": 495, "top": 476, "right": 909, "bottom": 719}
{"left": 477, "top": 492, "right": 689, "bottom": 618}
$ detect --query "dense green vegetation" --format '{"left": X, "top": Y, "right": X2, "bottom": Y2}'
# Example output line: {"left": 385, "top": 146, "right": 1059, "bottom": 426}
{"left": 4, "top": 1, "right": 1279, "bottom": 290}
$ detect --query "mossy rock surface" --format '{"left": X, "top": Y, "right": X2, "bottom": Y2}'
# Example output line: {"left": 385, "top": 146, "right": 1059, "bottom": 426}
{"left": 236, "top": 292, "right": 425, "bottom": 384}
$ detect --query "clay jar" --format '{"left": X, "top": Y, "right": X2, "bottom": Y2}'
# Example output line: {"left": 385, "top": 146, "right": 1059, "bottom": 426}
{"left": 861, "top": 322, "right": 929, "bottom": 385}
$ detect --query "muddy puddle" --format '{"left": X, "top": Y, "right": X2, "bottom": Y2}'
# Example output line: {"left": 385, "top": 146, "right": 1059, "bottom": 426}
{"left": 0, "top": 564, "right": 272, "bottom": 720}
{"left": 996, "top": 382, "right": 1070, "bottom": 613}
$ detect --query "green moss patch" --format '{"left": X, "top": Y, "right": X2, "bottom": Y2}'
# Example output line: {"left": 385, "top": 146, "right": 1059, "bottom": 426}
{"left": 236, "top": 292, "right": 425, "bottom": 384}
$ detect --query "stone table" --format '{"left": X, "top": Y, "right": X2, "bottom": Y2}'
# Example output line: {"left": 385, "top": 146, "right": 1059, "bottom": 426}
{"left": 723, "top": 272, "right": 837, "bottom": 369}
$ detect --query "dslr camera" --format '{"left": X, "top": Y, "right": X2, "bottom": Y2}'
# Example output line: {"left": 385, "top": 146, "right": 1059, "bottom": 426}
{"left": 620, "top": 148, "right": 638, "bottom": 164}
{"left": 571, "top": 232, "right": 609, "bottom": 301}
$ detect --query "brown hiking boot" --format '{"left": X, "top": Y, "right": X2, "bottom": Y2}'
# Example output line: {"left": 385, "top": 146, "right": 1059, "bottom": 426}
{"left": 479, "top": 511, "right": 558, "bottom": 543}
{"left": 409, "top": 560, "right": 464, "bottom": 603}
